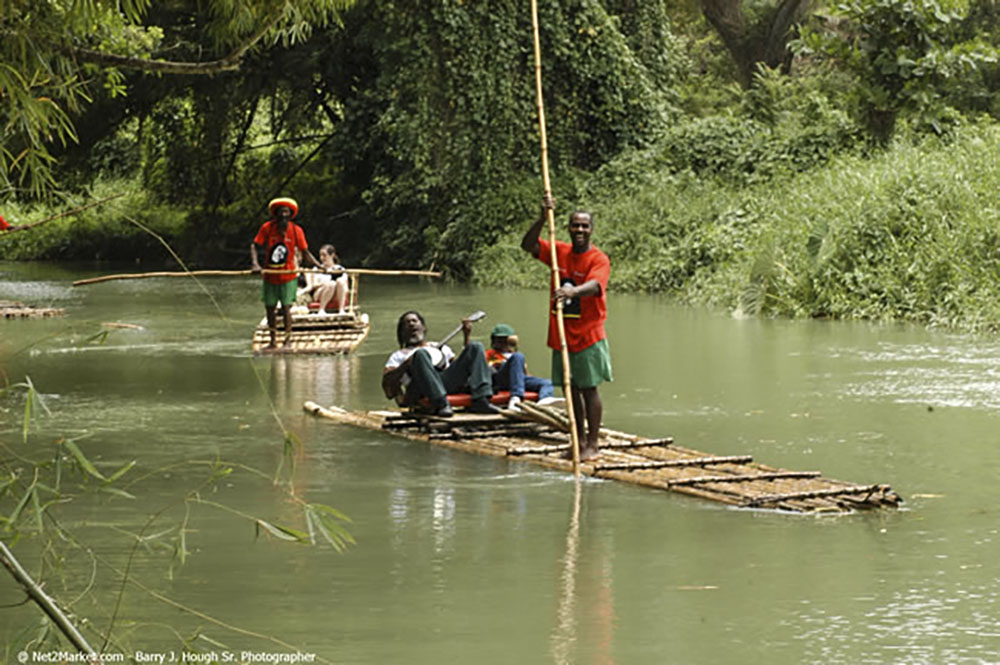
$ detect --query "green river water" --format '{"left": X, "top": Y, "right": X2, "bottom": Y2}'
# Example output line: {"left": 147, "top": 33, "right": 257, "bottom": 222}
{"left": 1, "top": 261, "right": 998, "bottom": 664}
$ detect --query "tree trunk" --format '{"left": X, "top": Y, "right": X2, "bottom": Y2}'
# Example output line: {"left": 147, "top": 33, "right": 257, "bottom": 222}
{"left": 700, "top": 0, "right": 813, "bottom": 87}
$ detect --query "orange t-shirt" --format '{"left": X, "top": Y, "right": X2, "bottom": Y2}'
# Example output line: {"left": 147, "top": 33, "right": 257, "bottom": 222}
{"left": 253, "top": 221, "right": 308, "bottom": 284}
{"left": 537, "top": 238, "right": 610, "bottom": 353}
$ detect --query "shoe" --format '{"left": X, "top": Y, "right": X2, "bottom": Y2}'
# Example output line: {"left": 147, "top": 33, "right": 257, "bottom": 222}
{"left": 434, "top": 402, "right": 454, "bottom": 417}
{"left": 537, "top": 396, "right": 564, "bottom": 407}
{"left": 468, "top": 398, "right": 501, "bottom": 415}
{"left": 507, "top": 395, "right": 522, "bottom": 412}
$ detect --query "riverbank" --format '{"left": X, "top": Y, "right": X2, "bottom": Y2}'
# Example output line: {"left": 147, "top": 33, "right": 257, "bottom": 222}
{"left": 5, "top": 125, "right": 1000, "bottom": 332}
{"left": 473, "top": 123, "right": 1000, "bottom": 333}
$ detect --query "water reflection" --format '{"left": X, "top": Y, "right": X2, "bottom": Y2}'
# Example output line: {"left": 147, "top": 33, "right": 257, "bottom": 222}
{"left": 551, "top": 482, "right": 617, "bottom": 665}
{"left": 267, "top": 354, "right": 362, "bottom": 411}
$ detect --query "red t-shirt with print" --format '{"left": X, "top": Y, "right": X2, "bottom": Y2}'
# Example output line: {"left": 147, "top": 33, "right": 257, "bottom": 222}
{"left": 253, "top": 221, "right": 308, "bottom": 284}
{"left": 537, "top": 238, "right": 610, "bottom": 353}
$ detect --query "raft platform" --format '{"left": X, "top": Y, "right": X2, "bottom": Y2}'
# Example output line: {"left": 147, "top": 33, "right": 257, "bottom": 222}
{"left": 1, "top": 301, "right": 64, "bottom": 318}
{"left": 303, "top": 400, "right": 901, "bottom": 514}
{"left": 252, "top": 309, "right": 370, "bottom": 355}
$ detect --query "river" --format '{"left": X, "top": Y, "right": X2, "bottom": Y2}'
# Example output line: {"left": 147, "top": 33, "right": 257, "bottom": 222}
{"left": 1, "top": 261, "right": 998, "bottom": 664}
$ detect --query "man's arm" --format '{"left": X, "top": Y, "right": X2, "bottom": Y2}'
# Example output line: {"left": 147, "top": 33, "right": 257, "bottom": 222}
{"left": 554, "top": 279, "right": 601, "bottom": 304}
{"left": 303, "top": 249, "right": 322, "bottom": 269}
{"left": 461, "top": 318, "right": 473, "bottom": 347}
{"left": 382, "top": 354, "right": 413, "bottom": 400}
{"left": 520, "top": 196, "right": 555, "bottom": 258}
{"left": 382, "top": 362, "right": 407, "bottom": 400}
{"left": 250, "top": 243, "right": 262, "bottom": 272}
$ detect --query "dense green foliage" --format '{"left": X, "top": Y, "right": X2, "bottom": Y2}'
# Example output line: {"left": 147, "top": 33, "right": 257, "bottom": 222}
{"left": 4, "top": 0, "right": 1000, "bottom": 330}
{"left": 476, "top": 122, "right": 1000, "bottom": 331}
{"left": 0, "top": 0, "right": 352, "bottom": 197}
{"left": 797, "top": 0, "right": 1000, "bottom": 141}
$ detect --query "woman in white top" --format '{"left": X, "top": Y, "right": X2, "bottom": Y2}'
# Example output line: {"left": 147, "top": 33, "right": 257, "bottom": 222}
{"left": 301, "top": 244, "right": 349, "bottom": 314}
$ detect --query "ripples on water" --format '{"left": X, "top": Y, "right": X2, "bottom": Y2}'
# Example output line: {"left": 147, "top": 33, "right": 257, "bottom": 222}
{"left": 838, "top": 340, "right": 1000, "bottom": 410}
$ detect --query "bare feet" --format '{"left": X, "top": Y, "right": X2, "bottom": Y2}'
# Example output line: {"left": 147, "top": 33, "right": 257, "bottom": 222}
{"left": 563, "top": 445, "right": 600, "bottom": 461}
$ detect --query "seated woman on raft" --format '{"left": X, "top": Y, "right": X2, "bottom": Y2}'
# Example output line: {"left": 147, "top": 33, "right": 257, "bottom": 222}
{"left": 298, "top": 244, "right": 349, "bottom": 315}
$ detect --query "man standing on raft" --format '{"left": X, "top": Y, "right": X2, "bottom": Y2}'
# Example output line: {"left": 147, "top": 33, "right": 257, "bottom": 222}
{"left": 521, "top": 196, "right": 612, "bottom": 460}
{"left": 251, "top": 197, "right": 321, "bottom": 349}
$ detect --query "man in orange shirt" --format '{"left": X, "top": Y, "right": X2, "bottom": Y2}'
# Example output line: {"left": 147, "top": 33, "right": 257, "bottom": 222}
{"left": 521, "top": 197, "right": 612, "bottom": 460}
{"left": 0, "top": 214, "right": 21, "bottom": 231}
{"left": 250, "top": 197, "right": 321, "bottom": 349}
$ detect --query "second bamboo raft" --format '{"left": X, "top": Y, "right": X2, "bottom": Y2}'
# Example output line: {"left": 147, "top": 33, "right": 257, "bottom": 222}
{"left": 252, "top": 309, "right": 370, "bottom": 355}
{"left": 304, "top": 400, "right": 901, "bottom": 514}
{"left": 1, "top": 301, "right": 64, "bottom": 318}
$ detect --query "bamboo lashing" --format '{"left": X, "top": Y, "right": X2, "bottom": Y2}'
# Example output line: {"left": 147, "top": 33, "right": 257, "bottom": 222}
{"left": 667, "top": 471, "right": 822, "bottom": 487}
{"left": 530, "top": 0, "right": 582, "bottom": 475}
{"left": 73, "top": 267, "right": 441, "bottom": 287}
{"left": 304, "top": 402, "right": 903, "bottom": 513}
{"left": 743, "top": 485, "right": 883, "bottom": 508}
{"left": 594, "top": 455, "right": 754, "bottom": 472}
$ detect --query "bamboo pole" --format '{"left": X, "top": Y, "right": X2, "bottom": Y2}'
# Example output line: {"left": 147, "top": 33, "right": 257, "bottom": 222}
{"left": 72, "top": 267, "right": 442, "bottom": 287}
{"left": 531, "top": 0, "right": 582, "bottom": 476}
{"left": 0, "top": 194, "right": 126, "bottom": 236}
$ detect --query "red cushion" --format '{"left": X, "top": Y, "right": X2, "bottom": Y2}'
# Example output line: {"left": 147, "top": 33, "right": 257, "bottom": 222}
{"left": 307, "top": 302, "right": 338, "bottom": 312}
{"left": 445, "top": 391, "right": 539, "bottom": 407}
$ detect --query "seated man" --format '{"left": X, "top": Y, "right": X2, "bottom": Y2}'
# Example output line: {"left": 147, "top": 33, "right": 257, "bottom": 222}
{"left": 382, "top": 311, "right": 500, "bottom": 418}
{"left": 485, "top": 323, "right": 555, "bottom": 411}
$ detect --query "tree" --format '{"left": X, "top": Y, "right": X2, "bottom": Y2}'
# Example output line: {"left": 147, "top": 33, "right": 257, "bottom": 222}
{"left": 699, "top": 0, "right": 814, "bottom": 87}
{"left": 797, "top": 0, "right": 1000, "bottom": 142}
{"left": 0, "top": 0, "right": 353, "bottom": 197}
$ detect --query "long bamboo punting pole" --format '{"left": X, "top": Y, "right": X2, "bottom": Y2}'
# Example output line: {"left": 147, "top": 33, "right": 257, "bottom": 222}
{"left": 0, "top": 193, "right": 125, "bottom": 236}
{"left": 531, "top": 0, "right": 582, "bottom": 475}
{"left": 72, "top": 267, "right": 442, "bottom": 287}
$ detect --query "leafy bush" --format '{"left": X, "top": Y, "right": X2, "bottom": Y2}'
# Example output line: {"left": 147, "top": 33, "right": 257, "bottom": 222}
{"left": 475, "top": 122, "right": 1000, "bottom": 332}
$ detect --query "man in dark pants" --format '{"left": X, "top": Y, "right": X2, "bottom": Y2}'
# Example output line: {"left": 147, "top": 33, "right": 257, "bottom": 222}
{"left": 382, "top": 311, "right": 500, "bottom": 417}
{"left": 521, "top": 197, "right": 612, "bottom": 460}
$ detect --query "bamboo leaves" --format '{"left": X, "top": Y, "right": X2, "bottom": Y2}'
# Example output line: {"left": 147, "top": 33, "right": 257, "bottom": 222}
{"left": 15, "top": 376, "right": 50, "bottom": 444}
{"left": 305, "top": 503, "right": 355, "bottom": 552}
{"left": 61, "top": 438, "right": 105, "bottom": 481}
{"left": 256, "top": 519, "right": 309, "bottom": 543}
{"left": 255, "top": 503, "right": 354, "bottom": 551}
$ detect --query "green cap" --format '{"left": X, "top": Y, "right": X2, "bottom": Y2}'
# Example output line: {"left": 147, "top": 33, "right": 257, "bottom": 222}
{"left": 491, "top": 323, "right": 516, "bottom": 337}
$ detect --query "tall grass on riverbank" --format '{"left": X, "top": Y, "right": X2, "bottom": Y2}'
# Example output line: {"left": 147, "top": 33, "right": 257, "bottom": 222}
{"left": 474, "top": 123, "right": 1000, "bottom": 332}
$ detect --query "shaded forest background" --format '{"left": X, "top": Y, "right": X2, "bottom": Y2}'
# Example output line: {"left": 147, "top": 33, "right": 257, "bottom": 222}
{"left": 4, "top": 0, "right": 1000, "bottom": 328}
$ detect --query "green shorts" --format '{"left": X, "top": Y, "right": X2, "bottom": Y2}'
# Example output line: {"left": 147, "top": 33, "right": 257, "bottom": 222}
{"left": 261, "top": 280, "right": 298, "bottom": 307}
{"left": 551, "top": 338, "right": 612, "bottom": 389}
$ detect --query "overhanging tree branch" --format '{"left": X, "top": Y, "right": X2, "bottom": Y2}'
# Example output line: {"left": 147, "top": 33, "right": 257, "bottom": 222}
{"left": 57, "top": 11, "right": 282, "bottom": 75}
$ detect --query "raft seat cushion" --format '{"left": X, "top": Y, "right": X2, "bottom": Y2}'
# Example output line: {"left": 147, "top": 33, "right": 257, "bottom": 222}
{"left": 307, "top": 301, "right": 340, "bottom": 312}
{"left": 445, "top": 391, "right": 539, "bottom": 407}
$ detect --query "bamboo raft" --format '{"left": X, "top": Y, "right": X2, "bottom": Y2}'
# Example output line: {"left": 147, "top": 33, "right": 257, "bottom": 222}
{"left": 1, "top": 301, "right": 64, "bottom": 319}
{"left": 303, "top": 400, "right": 902, "bottom": 513}
{"left": 252, "top": 309, "right": 370, "bottom": 355}
{"left": 252, "top": 271, "right": 371, "bottom": 355}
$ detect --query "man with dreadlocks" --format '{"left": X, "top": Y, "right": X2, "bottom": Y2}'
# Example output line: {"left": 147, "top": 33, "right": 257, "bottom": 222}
{"left": 382, "top": 311, "right": 499, "bottom": 417}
